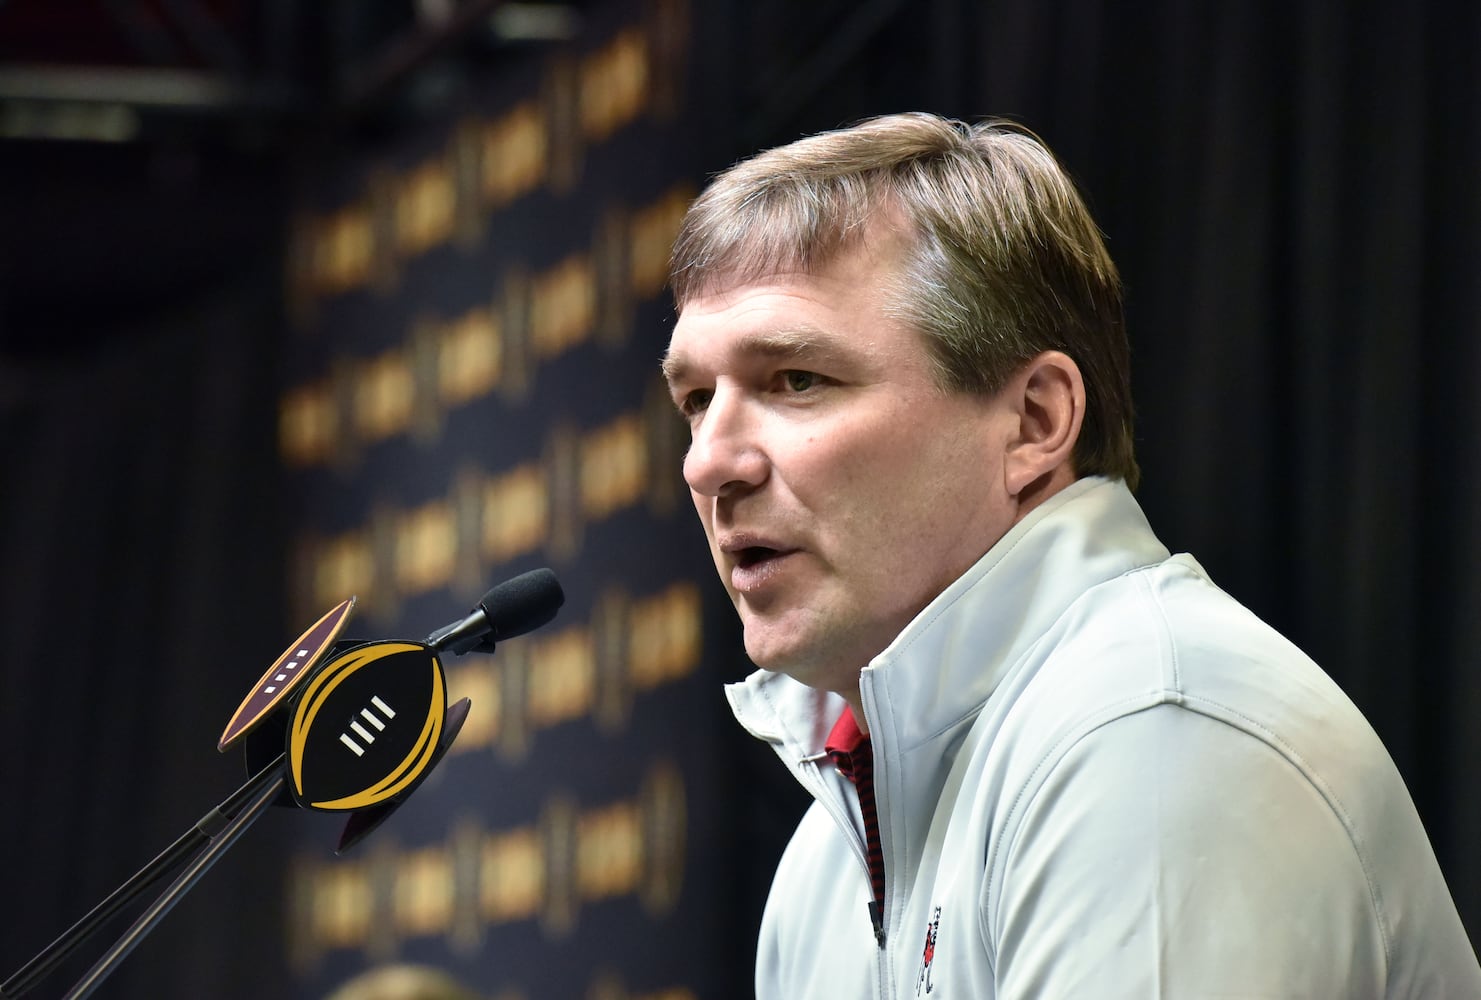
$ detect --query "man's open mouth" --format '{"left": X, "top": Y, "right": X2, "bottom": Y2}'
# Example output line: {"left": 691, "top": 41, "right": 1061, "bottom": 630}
{"left": 736, "top": 546, "right": 781, "bottom": 569}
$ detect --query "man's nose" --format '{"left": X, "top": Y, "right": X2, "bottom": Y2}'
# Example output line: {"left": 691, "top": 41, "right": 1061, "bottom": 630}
{"left": 682, "top": 390, "right": 768, "bottom": 498}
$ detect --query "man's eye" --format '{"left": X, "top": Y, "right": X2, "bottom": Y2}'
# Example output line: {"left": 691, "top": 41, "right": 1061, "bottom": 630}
{"left": 782, "top": 370, "right": 821, "bottom": 392}
{"left": 679, "top": 389, "right": 713, "bottom": 416}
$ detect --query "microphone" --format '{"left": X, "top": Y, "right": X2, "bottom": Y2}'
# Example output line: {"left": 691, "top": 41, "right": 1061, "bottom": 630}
{"left": 0, "top": 569, "right": 567, "bottom": 1000}
{"left": 425, "top": 567, "right": 565, "bottom": 654}
{"left": 279, "top": 567, "right": 565, "bottom": 847}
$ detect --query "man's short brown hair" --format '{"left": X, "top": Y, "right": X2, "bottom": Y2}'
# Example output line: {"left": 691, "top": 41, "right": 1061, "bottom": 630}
{"left": 669, "top": 112, "right": 1139, "bottom": 490}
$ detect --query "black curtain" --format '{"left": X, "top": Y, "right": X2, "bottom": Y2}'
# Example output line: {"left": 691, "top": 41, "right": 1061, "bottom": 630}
{"left": 0, "top": 282, "right": 294, "bottom": 999}
{"left": 974, "top": 0, "right": 1481, "bottom": 938}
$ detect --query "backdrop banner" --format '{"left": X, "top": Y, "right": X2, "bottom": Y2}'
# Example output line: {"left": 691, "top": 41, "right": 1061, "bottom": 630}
{"left": 276, "top": 3, "right": 758, "bottom": 996}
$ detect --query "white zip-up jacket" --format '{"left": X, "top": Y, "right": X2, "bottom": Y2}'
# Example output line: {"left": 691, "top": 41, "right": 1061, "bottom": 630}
{"left": 727, "top": 478, "right": 1480, "bottom": 998}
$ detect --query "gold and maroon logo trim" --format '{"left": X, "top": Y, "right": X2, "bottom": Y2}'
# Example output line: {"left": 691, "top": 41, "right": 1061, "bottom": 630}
{"left": 217, "top": 596, "right": 357, "bottom": 751}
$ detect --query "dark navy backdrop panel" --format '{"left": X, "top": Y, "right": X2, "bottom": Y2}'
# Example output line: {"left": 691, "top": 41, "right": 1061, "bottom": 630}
{"left": 277, "top": 3, "right": 752, "bottom": 997}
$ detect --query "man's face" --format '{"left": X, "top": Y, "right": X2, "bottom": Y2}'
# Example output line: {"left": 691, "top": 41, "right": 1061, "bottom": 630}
{"left": 663, "top": 235, "right": 1020, "bottom": 700}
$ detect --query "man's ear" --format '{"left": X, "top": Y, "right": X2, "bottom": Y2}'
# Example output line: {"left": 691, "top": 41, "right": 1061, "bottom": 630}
{"left": 1003, "top": 351, "right": 1085, "bottom": 497}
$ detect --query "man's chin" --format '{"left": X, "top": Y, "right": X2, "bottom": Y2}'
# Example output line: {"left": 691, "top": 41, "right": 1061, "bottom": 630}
{"left": 743, "top": 639, "right": 809, "bottom": 678}
{"left": 745, "top": 640, "right": 843, "bottom": 692}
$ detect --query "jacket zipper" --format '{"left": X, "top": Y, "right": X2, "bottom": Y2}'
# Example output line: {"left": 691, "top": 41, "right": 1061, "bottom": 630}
{"left": 799, "top": 751, "right": 886, "bottom": 948}
{"left": 860, "top": 674, "right": 895, "bottom": 988}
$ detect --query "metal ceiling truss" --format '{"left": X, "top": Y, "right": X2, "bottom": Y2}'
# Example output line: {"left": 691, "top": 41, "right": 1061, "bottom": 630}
{"left": 0, "top": 0, "right": 580, "bottom": 143}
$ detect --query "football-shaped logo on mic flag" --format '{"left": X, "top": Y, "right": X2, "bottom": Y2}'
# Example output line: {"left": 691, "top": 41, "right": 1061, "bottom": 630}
{"left": 219, "top": 597, "right": 358, "bottom": 751}
{"left": 287, "top": 640, "right": 446, "bottom": 812}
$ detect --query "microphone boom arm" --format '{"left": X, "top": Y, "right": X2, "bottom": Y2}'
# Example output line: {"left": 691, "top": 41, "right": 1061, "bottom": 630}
{"left": 0, "top": 754, "right": 288, "bottom": 999}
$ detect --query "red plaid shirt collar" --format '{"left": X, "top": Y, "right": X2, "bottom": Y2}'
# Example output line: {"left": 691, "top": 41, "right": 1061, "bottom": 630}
{"left": 824, "top": 705, "right": 869, "bottom": 772}
{"left": 823, "top": 705, "right": 886, "bottom": 943}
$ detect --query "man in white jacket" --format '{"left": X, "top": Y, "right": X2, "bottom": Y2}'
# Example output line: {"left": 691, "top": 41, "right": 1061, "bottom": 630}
{"left": 661, "top": 112, "right": 1480, "bottom": 997}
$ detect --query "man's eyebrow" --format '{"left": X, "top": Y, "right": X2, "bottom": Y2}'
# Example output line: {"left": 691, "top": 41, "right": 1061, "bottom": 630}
{"left": 659, "top": 349, "right": 689, "bottom": 387}
{"left": 661, "top": 328, "right": 833, "bottom": 386}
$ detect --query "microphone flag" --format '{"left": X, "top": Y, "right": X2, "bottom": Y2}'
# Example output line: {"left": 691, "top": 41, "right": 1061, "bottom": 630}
{"left": 218, "top": 597, "right": 357, "bottom": 752}
{"left": 286, "top": 640, "right": 446, "bottom": 813}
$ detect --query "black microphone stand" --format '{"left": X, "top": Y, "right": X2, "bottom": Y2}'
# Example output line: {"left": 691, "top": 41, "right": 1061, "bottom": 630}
{"left": 2, "top": 569, "right": 565, "bottom": 999}
{"left": 0, "top": 755, "right": 287, "bottom": 1000}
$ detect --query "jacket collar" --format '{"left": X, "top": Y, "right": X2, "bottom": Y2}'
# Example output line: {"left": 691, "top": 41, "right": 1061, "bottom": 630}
{"left": 726, "top": 477, "right": 1171, "bottom": 761}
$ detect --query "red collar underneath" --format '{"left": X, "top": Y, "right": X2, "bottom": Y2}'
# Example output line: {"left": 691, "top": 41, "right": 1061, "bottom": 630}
{"left": 825, "top": 706, "right": 868, "bottom": 757}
